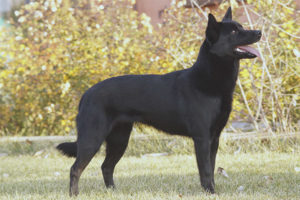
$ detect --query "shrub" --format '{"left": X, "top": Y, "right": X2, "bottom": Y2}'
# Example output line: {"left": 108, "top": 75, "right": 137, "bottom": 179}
{"left": 0, "top": 0, "right": 298, "bottom": 136}
{"left": 159, "top": 1, "right": 299, "bottom": 133}
{"left": 0, "top": 0, "right": 166, "bottom": 136}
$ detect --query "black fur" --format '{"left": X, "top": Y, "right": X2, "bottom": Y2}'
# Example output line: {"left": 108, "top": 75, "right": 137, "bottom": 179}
{"left": 57, "top": 7, "right": 261, "bottom": 196}
{"left": 56, "top": 142, "right": 77, "bottom": 157}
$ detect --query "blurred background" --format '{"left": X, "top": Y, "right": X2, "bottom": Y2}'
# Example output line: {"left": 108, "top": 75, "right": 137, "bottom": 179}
{"left": 0, "top": 0, "right": 299, "bottom": 137}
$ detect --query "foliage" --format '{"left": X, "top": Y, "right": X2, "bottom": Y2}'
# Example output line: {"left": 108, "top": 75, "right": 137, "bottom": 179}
{"left": 236, "top": 1, "right": 299, "bottom": 133}
{"left": 159, "top": 0, "right": 299, "bottom": 133}
{"left": 0, "top": 0, "right": 299, "bottom": 136}
{"left": 0, "top": 0, "right": 166, "bottom": 136}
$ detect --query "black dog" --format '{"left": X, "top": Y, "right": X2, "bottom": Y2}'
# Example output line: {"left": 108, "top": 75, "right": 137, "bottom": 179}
{"left": 57, "top": 7, "right": 261, "bottom": 196}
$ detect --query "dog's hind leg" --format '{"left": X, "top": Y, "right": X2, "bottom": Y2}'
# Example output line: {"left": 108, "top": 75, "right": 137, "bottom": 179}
{"left": 101, "top": 122, "right": 133, "bottom": 188}
{"left": 69, "top": 112, "right": 108, "bottom": 196}
{"left": 69, "top": 135, "right": 104, "bottom": 196}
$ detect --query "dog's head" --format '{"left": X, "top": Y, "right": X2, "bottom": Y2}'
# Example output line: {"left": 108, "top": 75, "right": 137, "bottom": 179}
{"left": 206, "top": 7, "right": 261, "bottom": 59}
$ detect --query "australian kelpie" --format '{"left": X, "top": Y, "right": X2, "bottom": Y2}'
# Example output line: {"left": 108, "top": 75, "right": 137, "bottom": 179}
{"left": 57, "top": 7, "right": 261, "bottom": 196}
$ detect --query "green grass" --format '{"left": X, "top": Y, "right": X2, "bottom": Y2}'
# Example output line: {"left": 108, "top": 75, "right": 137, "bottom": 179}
{"left": 0, "top": 151, "right": 299, "bottom": 200}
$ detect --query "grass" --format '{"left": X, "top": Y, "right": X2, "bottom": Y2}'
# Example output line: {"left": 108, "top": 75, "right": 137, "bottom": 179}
{"left": 0, "top": 151, "right": 299, "bottom": 200}
{"left": 1, "top": 129, "right": 299, "bottom": 156}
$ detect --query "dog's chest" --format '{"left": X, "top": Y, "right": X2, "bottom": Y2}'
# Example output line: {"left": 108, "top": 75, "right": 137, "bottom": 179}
{"left": 211, "top": 95, "right": 233, "bottom": 135}
{"left": 188, "top": 92, "right": 232, "bottom": 132}
{"left": 204, "top": 96, "right": 224, "bottom": 121}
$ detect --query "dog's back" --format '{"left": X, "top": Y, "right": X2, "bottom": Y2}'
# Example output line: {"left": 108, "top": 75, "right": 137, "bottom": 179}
{"left": 79, "top": 70, "right": 191, "bottom": 134}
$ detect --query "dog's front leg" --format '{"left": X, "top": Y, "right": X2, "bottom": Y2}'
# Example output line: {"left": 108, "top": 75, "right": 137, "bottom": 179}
{"left": 210, "top": 136, "right": 220, "bottom": 187}
{"left": 193, "top": 137, "right": 215, "bottom": 193}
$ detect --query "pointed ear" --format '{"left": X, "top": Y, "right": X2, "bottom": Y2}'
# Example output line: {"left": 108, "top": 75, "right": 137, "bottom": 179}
{"left": 206, "top": 14, "right": 220, "bottom": 44}
{"left": 222, "top": 7, "right": 232, "bottom": 21}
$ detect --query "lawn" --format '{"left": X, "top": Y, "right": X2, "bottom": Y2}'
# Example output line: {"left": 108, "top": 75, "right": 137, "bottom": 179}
{"left": 0, "top": 151, "right": 299, "bottom": 200}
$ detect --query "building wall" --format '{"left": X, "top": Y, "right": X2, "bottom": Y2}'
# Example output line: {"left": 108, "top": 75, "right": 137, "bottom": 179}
{"left": 1, "top": 0, "right": 299, "bottom": 22}
{"left": 0, "top": 0, "right": 13, "bottom": 13}
{"left": 135, "top": 0, "right": 171, "bottom": 25}
{"left": 0, "top": 0, "right": 25, "bottom": 14}
{"left": 135, "top": 0, "right": 300, "bottom": 25}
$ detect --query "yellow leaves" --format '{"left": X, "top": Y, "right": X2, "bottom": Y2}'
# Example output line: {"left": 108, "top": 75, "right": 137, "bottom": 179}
{"left": 140, "top": 13, "right": 153, "bottom": 34}
{"left": 161, "top": 62, "right": 168, "bottom": 68}
{"left": 17, "top": 67, "right": 25, "bottom": 73}
{"left": 118, "top": 47, "right": 125, "bottom": 53}
{"left": 282, "top": 21, "right": 295, "bottom": 30}
{"left": 166, "top": 67, "right": 174, "bottom": 73}
{"left": 279, "top": 32, "right": 287, "bottom": 38}
{"left": 65, "top": 127, "right": 71, "bottom": 132}
{"left": 18, "top": 16, "right": 26, "bottom": 23}
{"left": 229, "top": 0, "right": 239, "bottom": 9}
{"left": 0, "top": 0, "right": 298, "bottom": 135}
{"left": 60, "top": 82, "right": 71, "bottom": 97}
{"left": 240, "top": 68, "right": 250, "bottom": 79}
{"left": 0, "top": 70, "right": 11, "bottom": 78}
{"left": 123, "top": 38, "right": 131, "bottom": 46}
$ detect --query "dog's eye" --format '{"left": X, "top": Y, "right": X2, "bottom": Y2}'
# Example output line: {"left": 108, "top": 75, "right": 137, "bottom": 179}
{"left": 231, "top": 30, "right": 237, "bottom": 35}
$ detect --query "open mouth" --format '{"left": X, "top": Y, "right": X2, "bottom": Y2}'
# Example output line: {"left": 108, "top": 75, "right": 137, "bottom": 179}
{"left": 234, "top": 45, "right": 261, "bottom": 58}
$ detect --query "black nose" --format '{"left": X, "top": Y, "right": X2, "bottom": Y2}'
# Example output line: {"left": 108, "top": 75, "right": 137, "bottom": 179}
{"left": 256, "top": 30, "right": 262, "bottom": 38}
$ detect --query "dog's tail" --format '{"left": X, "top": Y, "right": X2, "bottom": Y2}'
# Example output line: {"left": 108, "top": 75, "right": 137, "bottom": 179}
{"left": 56, "top": 142, "right": 77, "bottom": 158}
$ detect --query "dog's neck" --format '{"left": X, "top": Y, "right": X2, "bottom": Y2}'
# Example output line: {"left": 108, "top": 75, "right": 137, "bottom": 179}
{"left": 195, "top": 40, "right": 238, "bottom": 69}
{"left": 191, "top": 40, "right": 240, "bottom": 96}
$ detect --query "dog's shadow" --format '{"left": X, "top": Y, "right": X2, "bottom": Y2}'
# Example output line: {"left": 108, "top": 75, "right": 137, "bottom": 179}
{"left": 1, "top": 171, "right": 297, "bottom": 197}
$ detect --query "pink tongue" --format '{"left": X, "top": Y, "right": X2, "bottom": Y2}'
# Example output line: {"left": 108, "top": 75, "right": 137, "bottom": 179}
{"left": 238, "top": 45, "right": 261, "bottom": 58}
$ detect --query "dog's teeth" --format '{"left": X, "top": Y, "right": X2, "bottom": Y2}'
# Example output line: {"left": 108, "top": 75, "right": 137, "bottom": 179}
{"left": 236, "top": 48, "right": 245, "bottom": 53}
